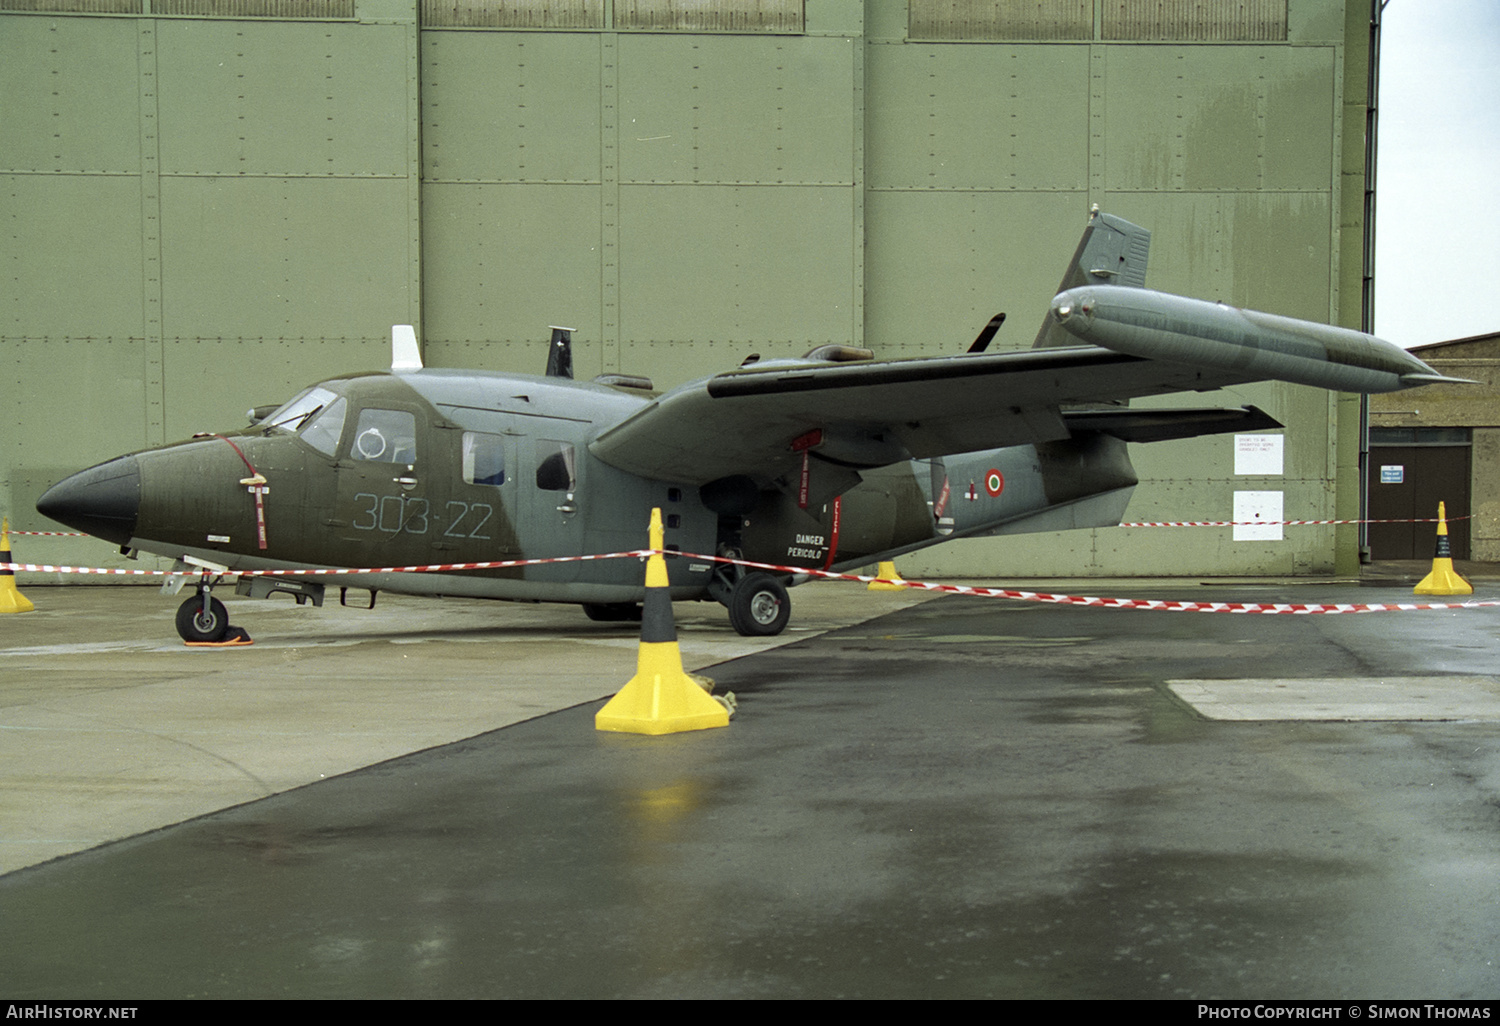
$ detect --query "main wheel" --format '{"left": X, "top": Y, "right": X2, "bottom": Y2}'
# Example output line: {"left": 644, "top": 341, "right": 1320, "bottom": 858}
{"left": 176, "top": 595, "right": 229, "bottom": 643}
{"left": 727, "top": 573, "right": 791, "bottom": 637}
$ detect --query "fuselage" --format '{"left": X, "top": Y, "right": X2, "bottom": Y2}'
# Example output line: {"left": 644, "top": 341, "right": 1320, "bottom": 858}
{"left": 37, "top": 368, "right": 1139, "bottom": 603}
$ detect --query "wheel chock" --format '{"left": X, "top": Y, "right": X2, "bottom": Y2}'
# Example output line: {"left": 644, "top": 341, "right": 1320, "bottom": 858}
{"left": 596, "top": 509, "right": 730, "bottom": 736}
{"left": 0, "top": 518, "right": 35, "bottom": 614}
{"left": 185, "top": 626, "right": 254, "bottom": 647}
{"left": 867, "top": 559, "right": 906, "bottom": 592}
{"left": 1414, "top": 501, "right": 1473, "bottom": 596}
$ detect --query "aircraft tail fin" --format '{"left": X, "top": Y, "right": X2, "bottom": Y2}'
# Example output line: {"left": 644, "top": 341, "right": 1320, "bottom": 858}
{"left": 1033, "top": 208, "right": 1150, "bottom": 349}
{"left": 391, "top": 324, "right": 422, "bottom": 371}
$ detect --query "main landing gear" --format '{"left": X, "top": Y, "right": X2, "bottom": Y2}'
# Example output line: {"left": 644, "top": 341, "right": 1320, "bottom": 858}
{"left": 709, "top": 554, "right": 791, "bottom": 638}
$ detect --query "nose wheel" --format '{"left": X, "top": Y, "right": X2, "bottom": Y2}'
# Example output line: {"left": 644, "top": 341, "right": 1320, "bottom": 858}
{"left": 176, "top": 593, "right": 229, "bottom": 643}
{"left": 173, "top": 572, "right": 250, "bottom": 645}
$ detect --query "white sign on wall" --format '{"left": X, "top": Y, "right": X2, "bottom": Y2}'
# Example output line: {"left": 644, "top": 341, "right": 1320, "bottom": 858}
{"left": 1233, "top": 490, "right": 1284, "bottom": 541}
{"left": 1235, "top": 434, "right": 1284, "bottom": 476}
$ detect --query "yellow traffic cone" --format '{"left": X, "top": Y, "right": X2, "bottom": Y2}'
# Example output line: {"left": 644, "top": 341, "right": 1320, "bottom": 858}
{"left": 595, "top": 508, "right": 731, "bottom": 735}
{"left": 1414, "top": 501, "right": 1472, "bottom": 596}
{"left": 0, "top": 517, "right": 36, "bottom": 614}
{"left": 867, "top": 559, "right": 906, "bottom": 592}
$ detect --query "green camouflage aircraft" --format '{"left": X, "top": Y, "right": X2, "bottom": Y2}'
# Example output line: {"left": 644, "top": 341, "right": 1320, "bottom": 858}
{"left": 38, "top": 211, "right": 1459, "bottom": 641}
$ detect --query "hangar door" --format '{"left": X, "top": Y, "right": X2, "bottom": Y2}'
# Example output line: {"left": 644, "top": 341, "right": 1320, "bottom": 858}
{"left": 1367, "top": 430, "right": 1471, "bottom": 560}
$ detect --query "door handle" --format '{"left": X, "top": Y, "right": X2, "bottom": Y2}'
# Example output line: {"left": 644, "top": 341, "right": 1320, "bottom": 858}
{"left": 556, "top": 502, "right": 578, "bottom": 514}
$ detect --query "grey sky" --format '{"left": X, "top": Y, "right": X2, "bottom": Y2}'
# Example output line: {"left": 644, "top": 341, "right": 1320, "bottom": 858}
{"left": 1374, "top": 0, "right": 1500, "bottom": 347}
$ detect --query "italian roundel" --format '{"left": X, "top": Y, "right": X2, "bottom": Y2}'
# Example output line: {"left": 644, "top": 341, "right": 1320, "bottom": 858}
{"left": 984, "top": 469, "right": 1004, "bottom": 497}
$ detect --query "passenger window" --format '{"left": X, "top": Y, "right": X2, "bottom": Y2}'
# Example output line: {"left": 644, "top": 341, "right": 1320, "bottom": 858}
{"left": 299, "top": 397, "right": 347, "bottom": 457}
{"left": 351, "top": 408, "right": 417, "bottom": 464}
{"left": 463, "top": 432, "right": 506, "bottom": 487}
{"left": 535, "top": 440, "right": 575, "bottom": 491}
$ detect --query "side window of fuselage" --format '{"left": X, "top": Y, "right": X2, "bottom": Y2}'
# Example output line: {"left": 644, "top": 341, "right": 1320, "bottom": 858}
{"left": 463, "top": 432, "right": 506, "bottom": 487}
{"left": 535, "top": 440, "right": 576, "bottom": 491}
{"left": 351, "top": 408, "right": 417, "bottom": 464}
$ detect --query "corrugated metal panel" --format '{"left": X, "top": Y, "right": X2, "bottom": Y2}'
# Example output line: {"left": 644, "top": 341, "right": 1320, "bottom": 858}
{"left": 153, "top": 0, "right": 355, "bottom": 15}
{"left": 909, "top": 0, "right": 1092, "bottom": 42}
{"left": 0, "top": 1, "right": 140, "bottom": 12}
{"left": 1104, "top": 0, "right": 1288, "bottom": 41}
{"left": 421, "top": 0, "right": 603, "bottom": 29}
{"left": 617, "top": 0, "right": 803, "bottom": 34}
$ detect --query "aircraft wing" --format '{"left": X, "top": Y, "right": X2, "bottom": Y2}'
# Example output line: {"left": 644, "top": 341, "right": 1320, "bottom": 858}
{"left": 590, "top": 290, "right": 1459, "bottom": 488}
{"left": 590, "top": 343, "right": 1232, "bottom": 487}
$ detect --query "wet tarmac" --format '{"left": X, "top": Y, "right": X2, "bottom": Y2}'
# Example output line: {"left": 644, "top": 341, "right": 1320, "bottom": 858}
{"left": 3, "top": 580, "right": 1499, "bottom": 998}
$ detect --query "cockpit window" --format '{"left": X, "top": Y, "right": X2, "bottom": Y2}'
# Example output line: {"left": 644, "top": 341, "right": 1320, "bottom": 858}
{"left": 351, "top": 408, "right": 417, "bottom": 465}
{"left": 264, "top": 386, "right": 339, "bottom": 435}
{"left": 299, "top": 397, "right": 347, "bottom": 457}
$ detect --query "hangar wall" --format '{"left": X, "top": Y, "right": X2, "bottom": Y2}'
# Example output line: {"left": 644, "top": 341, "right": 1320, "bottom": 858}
{"left": 1, "top": 0, "right": 1368, "bottom": 577}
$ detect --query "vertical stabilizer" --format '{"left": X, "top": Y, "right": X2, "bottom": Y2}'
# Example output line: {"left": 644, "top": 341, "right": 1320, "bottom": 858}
{"left": 1033, "top": 209, "right": 1151, "bottom": 349}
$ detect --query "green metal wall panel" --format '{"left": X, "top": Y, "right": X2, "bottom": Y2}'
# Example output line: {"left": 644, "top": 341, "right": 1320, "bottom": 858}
{"left": 155, "top": 20, "right": 411, "bottom": 178}
{"left": 0, "top": 15, "right": 141, "bottom": 173}
{"left": 421, "top": 30, "right": 602, "bottom": 184}
{"left": 160, "top": 176, "right": 415, "bottom": 338}
{"left": 618, "top": 34, "right": 854, "bottom": 187}
{"left": 865, "top": 43, "right": 1089, "bottom": 192}
{"left": 1102, "top": 45, "right": 1334, "bottom": 194}
{"left": 863, "top": 192, "right": 1082, "bottom": 355}
{"left": 421, "top": 183, "right": 604, "bottom": 353}
{"left": 3, "top": 175, "right": 145, "bottom": 337}
{"left": 8, "top": 339, "right": 149, "bottom": 465}
{"left": 619, "top": 183, "right": 855, "bottom": 353}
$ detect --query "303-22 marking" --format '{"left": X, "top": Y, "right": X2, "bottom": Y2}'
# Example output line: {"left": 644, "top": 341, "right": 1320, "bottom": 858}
{"left": 350, "top": 493, "right": 493, "bottom": 539}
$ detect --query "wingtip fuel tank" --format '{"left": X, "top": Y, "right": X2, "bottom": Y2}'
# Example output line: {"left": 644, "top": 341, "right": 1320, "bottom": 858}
{"left": 1049, "top": 285, "right": 1468, "bottom": 394}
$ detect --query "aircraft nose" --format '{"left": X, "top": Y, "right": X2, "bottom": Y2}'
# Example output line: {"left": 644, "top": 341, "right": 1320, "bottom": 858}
{"left": 36, "top": 455, "right": 141, "bottom": 546}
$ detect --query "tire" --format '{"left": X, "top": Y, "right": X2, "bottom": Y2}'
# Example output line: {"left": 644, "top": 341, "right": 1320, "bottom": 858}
{"left": 582, "top": 602, "right": 642, "bottom": 623}
{"left": 176, "top": 595, "right": 229, "bottom": 643}
{"left": 727, "top": 573, "right": 791, "bottom": 637}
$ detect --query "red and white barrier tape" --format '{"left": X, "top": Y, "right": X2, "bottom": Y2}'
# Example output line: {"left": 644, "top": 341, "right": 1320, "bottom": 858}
{"left": 11, "top": 514, "right": 1469, "bottom": 537}
{"left": 0, "top": 550, "right": 650, "bottom": 578}
{"left": 1118, "top": 516, "right": 1470, "bottom": 527}
{"left": 668, "top": 552, "right": 1500, "bottom": 614}
{"left": 4, "top": 549, "right": 1495, "bottom": 615}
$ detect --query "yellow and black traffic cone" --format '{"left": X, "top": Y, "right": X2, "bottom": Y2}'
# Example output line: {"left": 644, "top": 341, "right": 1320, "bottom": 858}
{"left": 0, "top": 517, "right": 36, "bottom": 614}
{"left": 1414, "top": 501, "right": 1472, "bottom": 596}
{"left": 595, "top": 508, "right": 731, "bottom": 735}
{"left": 867, "top": 559, "right": 906, "bottom": 591}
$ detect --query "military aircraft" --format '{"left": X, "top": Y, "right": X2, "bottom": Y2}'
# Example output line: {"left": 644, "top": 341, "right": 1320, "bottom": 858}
{"left": 37, "top": 210, "right": 1461, "bottom": 642}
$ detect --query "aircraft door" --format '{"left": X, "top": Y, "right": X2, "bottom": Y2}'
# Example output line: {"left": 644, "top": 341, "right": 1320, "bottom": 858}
{"left": 520, "top": 427, "right": 587, "bottom": 584}
{"left": 329, "top": 402, "right": 452, "bottom": 567}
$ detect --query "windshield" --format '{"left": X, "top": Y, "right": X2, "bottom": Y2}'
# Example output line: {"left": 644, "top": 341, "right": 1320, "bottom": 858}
{"left": 263, "top": 386, "right": 339, "bottom": 435}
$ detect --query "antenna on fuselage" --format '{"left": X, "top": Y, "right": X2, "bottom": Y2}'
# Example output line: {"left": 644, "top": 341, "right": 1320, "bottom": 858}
{"left": 546, "top": 325, "right": 575, "bottom": 379}
{"left": 391, "top": 324, "right": 422, "bottom": 372}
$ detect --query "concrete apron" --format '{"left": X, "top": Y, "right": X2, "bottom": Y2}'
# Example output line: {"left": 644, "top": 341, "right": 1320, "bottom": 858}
{"left": 0, "top": 583, "right": 940, "bottom": 875}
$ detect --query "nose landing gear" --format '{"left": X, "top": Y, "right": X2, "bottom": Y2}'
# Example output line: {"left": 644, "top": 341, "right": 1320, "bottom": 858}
{"left": 173, "top": 570, "right": 252, "bottom": 646}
